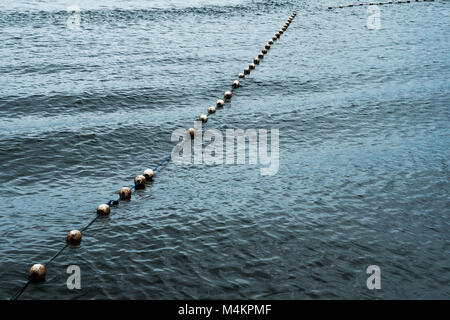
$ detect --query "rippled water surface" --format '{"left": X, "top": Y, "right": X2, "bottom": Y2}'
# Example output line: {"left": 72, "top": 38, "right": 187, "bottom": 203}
{"left": 0, "top": 0, "right": 449, "bottom": 299}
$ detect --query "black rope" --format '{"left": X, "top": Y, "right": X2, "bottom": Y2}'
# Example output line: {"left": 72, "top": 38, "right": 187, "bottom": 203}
{"left": 10, "top": 279, "right": 31, "bottom": 300}
{"left": 9, "top": 12, "right": 296, "bottom": 300}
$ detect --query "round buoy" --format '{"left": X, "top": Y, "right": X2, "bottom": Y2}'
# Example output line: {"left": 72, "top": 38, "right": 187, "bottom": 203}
{"left": 279, "top": 30, "right": 284, "bottom": 34}
{"left": 244, "top": 68, "right": 250, "bottom": 75}
{"left": 143, "top": 169, "right": 154, "bottom": 181}
{"left": 348, "top": 3, "right": 353, "bottom": 6}
{"left": 66, "top": 230, "right": 82, "bottom": 245}
{"left": 238, "top": 73, "right": 245, "bottom": 78}
{"left": 216, "top": 99, "right": 224, "bottom": 108}
{"left": 119, "top": 187, "right": 131, "bottom": 200}
{"left": 272, "top": 36, "right": 277, "bottom": 41}
{"left": 339, "top": 4, "right": 344, "bottom": 7}
{"left": 224, "top": 90, "right": 232, "bottom": 99}
{"left": 254, "top": 57, "right": 260, "bottom": 65}
{"left": 208, "top": 106, "right": 216, "bottom": 114}
{"left": 360, "top": 2, "right": 364, "bottom": 5}
{"left": 232, "top": 80, "right": 240, "bottom": 88}
{"left": 275, "top": 32, "right": 281, "bottom": 38}
{"left": 262, "top": 49, "right": 268, "bottom": 54}
{"left": 282, "top": 26, "right": 287, "bottom": 31}
{"left": 268, "top": 40, "right": 274, "bottom": 45}
{"left": 265, "top": 44, "right": 270, "bottom": 50}
{"left": 379, "top": 1, "right": 383, "bottom": 4}
{"left": 187, "top": 128, "right": 195, "bottom": 138}
{"left": 29, "top": 264, "right": 46, "bottom": 282}
{"left": 328, "top": 6, "right": 333, "bottom": 9}
{"left": 199, "top": 114, "right": 208, "bottom": 123}
{"left": 97, "top": 203, "right": 110, "bottom": 215}
{"left": 134, "top": 175, "right": 146, "bottom": 189}
{"left": 249, "top": 63, "right": 255, "bottom": 70}
{"left": 369, "top": 2, "right": 374, "bottom": 4}
{"left": 258, "top": 52, "right": 264, "bottom": 59}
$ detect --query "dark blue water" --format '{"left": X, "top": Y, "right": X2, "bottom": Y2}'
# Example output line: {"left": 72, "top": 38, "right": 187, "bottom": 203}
{"left": 0, "top": 0, "right": 449, "bottom": 299}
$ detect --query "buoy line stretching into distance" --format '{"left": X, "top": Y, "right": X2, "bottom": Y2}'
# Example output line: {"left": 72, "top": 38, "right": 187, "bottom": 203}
{"left": 328, "top": 0, "right": 435, "bottom": 9}
{"left": 10, "top": 12, "right": 298, "bottom": 300}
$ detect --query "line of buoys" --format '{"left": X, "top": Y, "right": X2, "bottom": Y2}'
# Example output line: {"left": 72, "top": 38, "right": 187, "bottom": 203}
{"left": 11, "top": 11, "right": 297, "bottom": 300}
{"left": 329, "top": 0, "right": 434, "bottom": 9}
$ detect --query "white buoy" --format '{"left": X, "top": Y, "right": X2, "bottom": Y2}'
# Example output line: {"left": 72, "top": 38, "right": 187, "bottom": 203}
{"left": 119, "top": 187, "right": 131, "bottom": 200}
{"left": 187, "top": 128, "right": 195, "bottom": 138}
{"left": 254, "top": 57, "right": 260, "bottom": 65}
{"left": 29, "top": 264, "right": 46, "bottom": 282}
{"left": 199, "top": 114, "right": 208, "bottom": 123}
{"left": 97, "top": 203, "right": 111, "bottom": 215}
{"left": 232, "top": 80, "right": 240, "bottom": 88}
{"left": 249, "top": 63, "right": 255, "bottom": 70}
{"left": 238, "top": 73, "right": 245, "bottom": 78}
{"left": 134, "top": 175, "right": 146, "bottom": 189}
{"left": 224, "top": 90, "right": 232, "bottom": 99}
{"left": 216, "top": 99, "right": 224, "bottom": 108}
{"left": 143, "top": 169, "right": 154, "bottom": 181}
{"left": 208, "top": 106, "right": 216, "bottom": 114}
{"left": 67, "top": 230, "right": 82, "bottom": 245}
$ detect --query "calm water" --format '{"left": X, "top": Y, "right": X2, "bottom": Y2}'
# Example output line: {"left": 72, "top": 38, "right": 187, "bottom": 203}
{"left": 0, "top": 0, "right": 449, "bottom": 299}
